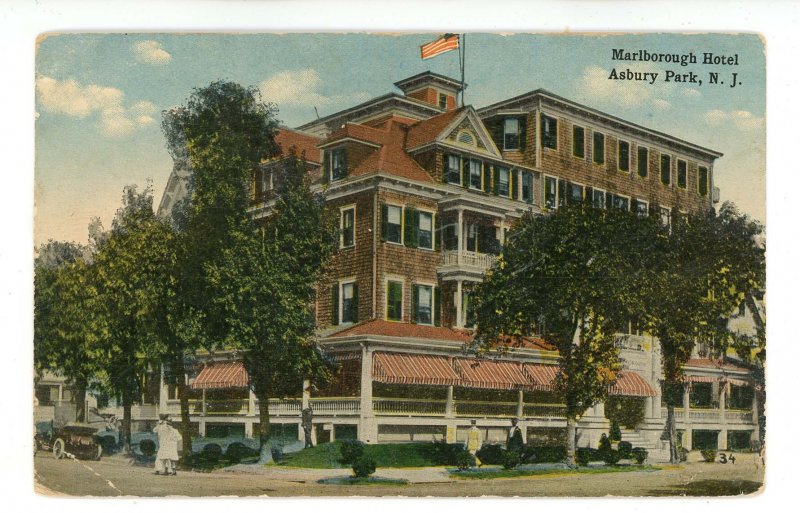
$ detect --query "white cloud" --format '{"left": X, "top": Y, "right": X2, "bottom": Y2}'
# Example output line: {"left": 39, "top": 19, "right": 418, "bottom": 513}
{"left": 259, "top": 69, "right": 370, "bottom": 109}
{"left": 36, "top": 76, "right": 157, "bottom": 137}
{"left": 681, "top": 87, "right": 702, "bottom": 98}
{"left": 652, "top": 99, "right": 672, "bottom": 111}
{"left": 133, "top": 40, "right": 172, "bottom": 65}
{"left": 703, "top": 109, "right": 764, "bottom": 130}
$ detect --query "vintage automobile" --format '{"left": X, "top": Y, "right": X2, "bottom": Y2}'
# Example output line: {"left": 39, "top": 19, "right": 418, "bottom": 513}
{"left": 35, "top": 422, "right": 103, "bottom": 460}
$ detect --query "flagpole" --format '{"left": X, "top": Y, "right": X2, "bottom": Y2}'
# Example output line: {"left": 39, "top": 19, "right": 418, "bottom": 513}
{"left": 459, "top": 33, "right": 466, "bottom": 107}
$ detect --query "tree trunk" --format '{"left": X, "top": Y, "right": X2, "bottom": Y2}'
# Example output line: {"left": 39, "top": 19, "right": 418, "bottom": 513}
{"left": 74, "top": 385, "right": 87, "bottom": 423}
{"left": 122, "top": 400, "right": 132, "bottom": 454}
{"left": 257, "top": 391, "right": 273, "bottom": 464}
{"left": 173, "top": 359, "right": 193, "bottom": 465}
{"left": 566, "top": 416, "right": 577, "bottom": 466}
{"left": 667, "top": 404, "right": 680, "bottom": 464}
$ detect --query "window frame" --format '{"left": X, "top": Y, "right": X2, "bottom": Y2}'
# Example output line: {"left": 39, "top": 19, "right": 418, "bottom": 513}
{"left": 660, "top": 153, "right": 672, "bottom": 186}
{"left": 592, "top": 187, "right": 607, "bottom": 209}
{"left": 445, "top": 154, "right": 462, "bottom": 185}
{"left": 503, "top": 117, "right": 520, "bottom": 151}
{"left": 417, "top": 209, "right": 434, "bottom": 250}
{"left": 438, "top": 93, "right": 448, "bottom": 110}
{"left": 540, "top": 113, "right": 558, "bottom": 150}
{"left": 328, "top": 147, "right": 347, "bottom": 182}
{"left": 677, "top": 159, "right": 688, "bottom": 189}
{"left": 543, "top": 175, "right": 558, "bottom": 210}
{"left": 339, "top": 279, "right": 357, "bottom": 325}
{"left": 618, "top": 140, "right": 631, "bottom": 173}
{"left": 385, "top": 278, "right": 404, "bottom": 322}
{"left": 567, "top": 181, "right": 585, "bottom": 205}
{"left": 611, "top": 193, "right": 631, "bottom": 211}
{"left": 468, "top": 159, "right": 483, "bottom": 191}
{"left": 496, "top": 166, "right": 511, "bottom": 198}
{"left": 659, "top": 206, "right": 672, "bottom": 229}
{"left": 637, "top": 146, "right": 649, "bottom": 178}
{"left": 572, "top": 125, "right": 585, "bottom": 159}
{"left": 633, "top": 198, "right": 649, "bottom": 218}
{"left": 385, "top": 203, "right": 404, "bottom": 245}
{"left": 414, "top": 282, "right": 436, "bottom": 326}
{"left": 339, "top": 205, "right": 356, "bottom": 249}
{"left": 521, "top": 171, "right": 534, "bottom": 203}
{"left": 698, "top": 166, "right": 709, "bottom": 196}
{"left": 593, "top": 131, "right": 605, "bottom": 165}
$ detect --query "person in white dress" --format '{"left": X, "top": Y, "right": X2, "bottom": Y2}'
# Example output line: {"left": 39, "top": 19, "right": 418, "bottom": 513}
{"left": 153, "top": 415, "right": 181, "bottom": 475}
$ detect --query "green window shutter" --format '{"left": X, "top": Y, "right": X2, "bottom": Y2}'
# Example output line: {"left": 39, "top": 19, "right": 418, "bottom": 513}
{"left": 492, "top": 166, "right": 499, "bottom": 196}
{"left": 483, "top": 163, "right": 491, "bottom": 192}
{"left": 351, "top": 283, "right": 358, "bottom": 323}
{"left": 434, "top": 213, "right": 440, "bottom": 251}
{"left": 461, "top": 157, "right": 469, "bottom": 188}
{"left": 511, "top": 169, "right": 518, "bottom": 200}
{"left": 404, "top": 207, "right": 418, "bottom": 248}
{"left": 412, "top": 285, "right": 419, "bottom": 324}
{"left": 434, "top": 286, "right": 441, "bottom": 327}
{"left": 585, "top": 186, "right": 593, "bottom": 206}
{"left": 331, "top": 284, "right": 339, "bottom": 326}
{"left": 605, "top": 192, "right": 613, "bottom": 210}
{"left": 380, "top": 204, "right": 388, "bottom": 242}
{"left": 518, "top": 117, "right": 527, "bottom": 151}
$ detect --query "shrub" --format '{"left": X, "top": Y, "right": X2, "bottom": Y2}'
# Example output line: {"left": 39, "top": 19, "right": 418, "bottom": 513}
{"left": 501, "top": 450, "right": 520, "bottom": 469}
{"left": 226, "top": 442, "right": 258, "bottom": 463}
{"left": 522, "top": 445, "right": 567, "bottom": 463}
{"left": 609, "top": 420, "right": 622, "bottom": 442}
{"left": 476, "top": 443, "right": 504, "bottom": 465}
{"left": 602, "top": 449, "right": 621, "bottom": 466}
{"left": 701, "top": 449, "right": 717, "bottom": 463}
{"left": 201, "top": 443, "right": 223, "bottom": 463}
{"left": 598, "top": 433, "right": 612, "bottom": 453}
{"left": 617, "top": 441, "right": 633, "bottom": 459}
{"left": 427, "top": 441, "right": 469, "bottom": 466}
{"left": 340, "top": 440, "right": 365, "bottom": 465}
{"left": 352, "top": 456, "right": 376, "bottom": 478}
{"left": 631, "top": 447, "right": 648, "bottom": 464}
{"left": 455, "top": 451, "right": 475, "bottom": 471}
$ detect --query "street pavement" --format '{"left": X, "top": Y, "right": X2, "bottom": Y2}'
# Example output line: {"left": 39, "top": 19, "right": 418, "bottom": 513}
{"left": 33, "top": 451, "right": 765, "bottom": 497}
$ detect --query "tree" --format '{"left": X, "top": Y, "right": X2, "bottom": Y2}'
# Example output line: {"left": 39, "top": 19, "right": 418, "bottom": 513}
{"left": 642, "top": 202, "right": 765, "bottom": 463}
{"left": 34, "top": 240, "right": 98, "bottom": 422}
{"left": 471, "top": 204, "right": 659, "bottom": 465}
{"left": 160, "top": 80, "right": 280, "bottom": 460}
{"left": 207, "top": 152, "right": 336, "bottom": 462}
{"left": 91, "top": 185, "right": 177, "bottom": 452}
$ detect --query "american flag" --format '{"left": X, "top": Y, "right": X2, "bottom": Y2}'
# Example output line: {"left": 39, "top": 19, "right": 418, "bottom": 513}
{"left": 420, "top": 34, "right": 459, "bottom": 60}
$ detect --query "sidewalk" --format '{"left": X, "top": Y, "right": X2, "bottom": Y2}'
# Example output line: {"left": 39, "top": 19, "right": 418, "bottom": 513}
{"left": 220, "top": 463, "right": 453, "bottom": 483}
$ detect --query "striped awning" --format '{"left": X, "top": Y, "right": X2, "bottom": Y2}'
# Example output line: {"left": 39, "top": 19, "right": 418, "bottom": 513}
{"left": 609, "top": 371, "right": 657, "bottom": 397}
{"left": 373, "top": 352, "right": 461, "bottom": 386}
{"left": 191, "top": 361, "right": 249, "bottom": 390}
{"left": 684, "top": 375, "right": 718, "bottom": 384}
{"left": 524, "top": 364, "right": 560, "bottom": 392}
{"left": 726, "top": 378, "right": 752, "bottom": 388}
{"left": 328, "top": 352, "right": 361, "bottom": 363}
{"left": 454, "top": 359, "right": 532, "bottom": 390}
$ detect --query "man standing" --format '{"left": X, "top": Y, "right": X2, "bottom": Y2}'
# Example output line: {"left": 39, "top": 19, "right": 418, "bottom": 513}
{"left": 153, "top": 414, "right": 180, "bottom": 475}
{"left": 507, "top": 418, "right": 524, "bottom": 455}
{"left": 466, "top": 419, "right": 482, "bottom": 467}
{"left": 301, "top": 406, "right": 314, "bottom": 449}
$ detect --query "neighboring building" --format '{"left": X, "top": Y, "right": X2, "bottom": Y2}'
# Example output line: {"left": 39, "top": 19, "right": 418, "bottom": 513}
{"left": 155, "top": 71, "right": 759, "bottom": 458}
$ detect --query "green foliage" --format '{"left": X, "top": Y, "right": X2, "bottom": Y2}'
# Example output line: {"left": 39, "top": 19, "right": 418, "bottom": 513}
{"left": 631, "top": 447, "right": 648, "bottom": 464}
{"left": 522, "top": 445, "right": 568, "bottom": 463}
{"left": 455, "top": 451, "right": 476, "bottom": 471}
{"left": 501, "top": 449, "right": 521, "bottom": 469}
{"left": 339, "top": 440, "right": 365, "bottom": 465}
{"left": 599, "top": 433, "right": 611, "bottom": 453}
{"left": 606, "top": 396, "right": 646, "bottom": 429}
{"left": 617, "top": 441, "right": 633, "bottom": 459}
{"left": 476, "top": 443, "right": 504, "bottom": 465}
{"left": 609, "top": 420, "right": 622, "bottom": 442}
{"left": 575, "top": 448, "right": 594, "bottom": 466}
{"left": 351, "top": 457, "right": 377, "bottom": 478}
{"left": 426, "top": 441, "right": 470, "bottom": 466}
{"left": 701, "top": 449, "right": 717, "bottom": 463}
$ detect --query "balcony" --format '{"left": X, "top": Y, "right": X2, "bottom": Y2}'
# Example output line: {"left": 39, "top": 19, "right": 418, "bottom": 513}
{"left": 660, "top": 407, "right": 755, "bottom": 426}
{"left": 438, "top": 250, "right": 497, "bottom": 280}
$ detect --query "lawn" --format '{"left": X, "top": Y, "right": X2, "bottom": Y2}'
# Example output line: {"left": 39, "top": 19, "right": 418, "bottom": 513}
{"left": 450, "top": 465, "right": 662, "bottom": 480}
{"left": 278, "top": 441, "right": 440, "bottom": 468}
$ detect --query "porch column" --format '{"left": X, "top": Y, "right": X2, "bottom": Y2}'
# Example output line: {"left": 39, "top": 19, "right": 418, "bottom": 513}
{"left": 683, "top": 384, "right": 692, "bottom": 450}
{"left": 445, "top": 385, "right": 454, "bottom": 417}
{"left": 516, "top": 390, "right": 524, "bottom": 419}
{"left": 159, "top": 365, "right": 169, "bottom": 411}
{"left": 302, "top": 379, "right": 311, "bottom": 410}
{"left": 644, "top": 396, "right": 654, "bottom": 419}
{"left": 499, "top": 219, "right": 506, "bottom": 246}
{"left": 593, "top": 401, "right": 605, "bottom": 418}
{"left": 198, "top": 420, "right": 206, "bottom": 437}
{"left": 455, "top": 280, "right": 463, "bottom": 328}
{"left": 718, "top": 383, "right": 728, "bottom": 450}
{"left": 457, "top": 208, "right": 464, "bottom": 265}
{"left": 359, "top": 345, "right": 377, "bottom": 443}
{"left": 248, "top": 388, "right": 256, "bottom": 416}
{"left": 201, "top": 388, "right": 207, "bottom": 416}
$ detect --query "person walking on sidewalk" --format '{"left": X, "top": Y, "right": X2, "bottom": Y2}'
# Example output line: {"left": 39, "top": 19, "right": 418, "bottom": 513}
{"left": 154, "top": 415, "right": 181, "bottom": 476}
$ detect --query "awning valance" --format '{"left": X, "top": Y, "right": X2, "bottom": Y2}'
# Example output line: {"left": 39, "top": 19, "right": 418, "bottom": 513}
{"left": 684, "top": 375, "right": 718, "bottom": 384}
{"left": 524, "top": 364, "right": 560, "bottom": 392}
{"left": 373, "top": 352, "right": 461, "bottom": 386}
{"left": 191, "top": 361, "right": 249, "bottom": 390}
{"left": 610, "top": 371, "right": 657, "bottom": 397}
{"left": 454, "top": 359, "right": 532, "bottom": 391}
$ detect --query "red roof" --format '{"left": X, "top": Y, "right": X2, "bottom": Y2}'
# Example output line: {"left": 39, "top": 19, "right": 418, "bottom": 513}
{"left": 274, "top": 129, "right": 322, "bottom": 164}
{"left": 373, "top": 352, "right": 461, "bottom": 386}
{"left": 191, "top": 361, "right": 248, "bottom": 390}
{"left": 685, "top": 358, "right": 750, "bottom": 373}
{"left": 405, "top": 107, "right": 466, "bottom": 149}
{"left": 330, "top": 319, "right": 472, "bottom": 343}
{"left": 610, "top": 371, "right": 657, "bottom": 397}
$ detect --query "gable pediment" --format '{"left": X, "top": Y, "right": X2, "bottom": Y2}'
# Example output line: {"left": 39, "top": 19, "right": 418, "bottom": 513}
{"left": 438, "top": 108, "right": 502, "bottom": 158}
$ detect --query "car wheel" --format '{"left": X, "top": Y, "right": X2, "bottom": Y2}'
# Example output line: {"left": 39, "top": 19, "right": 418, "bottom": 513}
{"left": 139, "top": 439, "right": 156, "bottom": 457}
{"left": 53, "top": 438, "right": 65, "bottom": 459}
{"left": 94, "top": 445, "right": 103, "bottom": 461}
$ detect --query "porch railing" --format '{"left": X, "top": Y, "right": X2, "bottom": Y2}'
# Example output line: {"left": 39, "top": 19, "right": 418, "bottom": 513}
{"left": 310, "top": 397, "right": 361, "bottom": 415}
{"left": 374, "top": 398, "right": 446, "bottom": 416}
{"left": 523, "top": 403, "right": 568, "bottom": 418}
{"left": 440, "top": 250, "right": 497, "bottom": 270}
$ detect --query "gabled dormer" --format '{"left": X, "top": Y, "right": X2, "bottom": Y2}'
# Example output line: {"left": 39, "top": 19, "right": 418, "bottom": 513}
{"left": 394, "top": 71, "right": 464, "bottom": 112}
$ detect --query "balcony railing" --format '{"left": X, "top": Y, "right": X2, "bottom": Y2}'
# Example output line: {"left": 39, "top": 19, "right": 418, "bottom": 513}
{"left": 725, "top": 410, "right": 755, "bottom": 423}
{"left": 374, "top": 398, "right": 446, "bottom": 416}
{"left": 524, "top": 403, "right": 568, "bottom": 418}
{"left": 310, "top": 397, "right": 360, "bottom": 415}
{"left": 440, "top": 250, "right": 497, "bottom": 271}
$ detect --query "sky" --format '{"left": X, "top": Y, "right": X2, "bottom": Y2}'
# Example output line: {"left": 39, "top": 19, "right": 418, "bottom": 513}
{"left": 34, "top": 32, "right": 766, "bottom": 247}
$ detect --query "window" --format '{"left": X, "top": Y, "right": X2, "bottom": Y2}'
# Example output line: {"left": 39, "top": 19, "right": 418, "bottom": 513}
{"left": 383, "top": 204, "right": 403, "bottom": 244}
{"left": 496, "top": 166, "right": 510, "bottom": 197}
{"left": 339, "top": 281, "right": 357, "bottom": 324}
{"left": 698, "top": 166, "right": 709, "bottom": 196}
{"left": 445, "top": 154, "right": 461, "bottom": 185}
{"left": 660, "top": 207, "right": 672, "bottom": 228}
{"left": 439, "top": 93, "right": 448, "bottom": 110}
{"left": 677, "top": 160, "right": 687, "bottom": 189}
{"left": 568, "top": 182, "right": 584, "bottom": 204}
{"left": 633, "top": 199, "right": 648, "bottom": 217}
{"left": 443, "top": 223, "right": 458, "bottom": 250}
{"left": 414, "top": 285, "right": 434, "bottom": 325}
{"left": 469, "top": 159, "right": 483, "bottom": 190}
{"left": 504, "top": 118, "right": 520, "bottom": 150}
{"left": 328, "top": 148, "right": 347, "bottom": 182}
{"left": 541, "top": 114, "right": 557, "bottom": 149}
{"left": 618, "top": 140, "right": 630, "bottom": 172}
{"left": 592, "top": 188, "right": 606, "bottom": 209}
{"left": 544, "top": 176, "right": 558, "bottom": 209}
{"left": 611, "top": 194, "right": 629, "bottom": 211}
{"left": 340, "top": 207, "right": 355, "bottom": 248}
{"left": 457, "top": 131, "right": 475, "bottom": 145}
{"left": 260, "top": 169, "right": 273, "bottom": 194}
{"left": 386, "top": 281, "right": 403, "bottom": 321}
{"left": 593, "top": 132, "right": 605, "bottom": 164}
{"left": 418, "top": 211, "right": 433, "bottom": 250}
{"left": 521, "top": 172, "right": 533, "bottom": 203}
{"left": 572, "top": 125, "right": 585, "bottom": 158}
{"left": 466, "top": 223, "right": 478, "bottom": 252}
{"left": 462, "top": 289, "right": 475, "bottom": 328}
{"left": 637, "top": 146, "right": 648, "bottom": 178}
{"left": 660, "top": 154, "right": 671, "bottom": 185}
